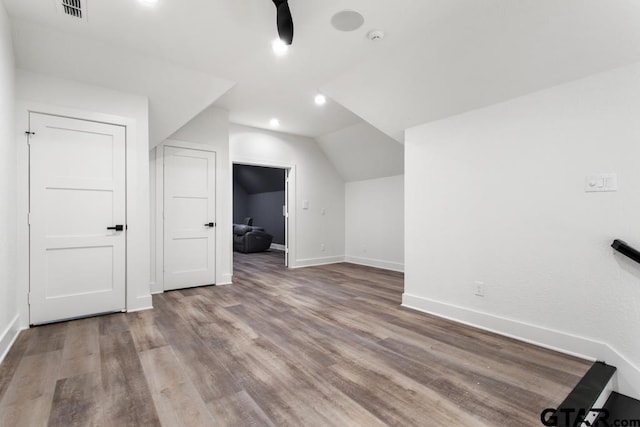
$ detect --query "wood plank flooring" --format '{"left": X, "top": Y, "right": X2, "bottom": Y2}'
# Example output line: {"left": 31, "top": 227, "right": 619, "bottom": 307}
{"left": 0, "top": 251, "right": 591, "bottom": 426}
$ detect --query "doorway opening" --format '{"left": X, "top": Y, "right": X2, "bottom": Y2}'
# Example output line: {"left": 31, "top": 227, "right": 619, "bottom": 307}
{"left": 232, "top": 163, "right": 290, "bottom": 266}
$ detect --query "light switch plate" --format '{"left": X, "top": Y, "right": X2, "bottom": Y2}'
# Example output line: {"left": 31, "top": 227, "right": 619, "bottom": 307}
{"left": 585, "top": 174, "right": 617, "bottom": 192}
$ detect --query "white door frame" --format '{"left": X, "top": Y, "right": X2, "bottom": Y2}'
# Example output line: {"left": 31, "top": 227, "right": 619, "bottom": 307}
{"left": 154, "top": 139, "right": 219, "bottom": 292}
{"left": 231, "top": 158, "right": 297, "bottom": 269}
{"left": 16, "top": 102, "right": 141, "bottom": 328}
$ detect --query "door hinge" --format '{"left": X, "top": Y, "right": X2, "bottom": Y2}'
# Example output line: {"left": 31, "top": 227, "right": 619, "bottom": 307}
{"left": 28, "top": 212, "right": 31, "bottom": 225}
{"left": 28, "top": 292, "right": 31, "bottom": 305}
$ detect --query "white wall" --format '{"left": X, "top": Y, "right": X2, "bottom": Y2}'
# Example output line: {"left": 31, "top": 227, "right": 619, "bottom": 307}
{"left": 16, "top": 70, "right": 152, "bottom": 324}
{"left": 316, "top": 122, "right": 404, "bottom": 182}
{"left": 151, "top": 107, "right": 232, "bottom": 292}
{"left": 346, "top": 175, "right": 404, "bottom": 272}
{"left": 404, "top": 63, "right": 640, "bottom": 398}
{"left": 230, "top": 124, "right": 345, "bottom": 267}
{"left": 0, "top": 2, "right": 19, "bottom": 362}
{"left": 12, "top": 19, "right": 234, "bottom": 147}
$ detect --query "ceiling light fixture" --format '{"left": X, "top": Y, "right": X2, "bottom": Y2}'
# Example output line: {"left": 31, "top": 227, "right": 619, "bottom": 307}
{"left": 314, "top": 94, "right": 327, "bottom": 106}
{"left": 139, "top": 0, "right": 158, "bottom": 5}
{"left": 270, "top": 118, "right": 281, "bottom": 128}
{"left": 272, "top": 38, "right": 289, "bottom": 56}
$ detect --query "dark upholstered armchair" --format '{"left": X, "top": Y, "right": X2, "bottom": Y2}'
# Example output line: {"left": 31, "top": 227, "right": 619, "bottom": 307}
{"left": 233, "top": 224, "right": 273, "bottom": 253}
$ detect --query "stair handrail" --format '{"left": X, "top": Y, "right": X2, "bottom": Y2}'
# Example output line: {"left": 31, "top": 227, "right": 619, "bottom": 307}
{"left": 611, "top": 239, "right": 640, "bottom": 264}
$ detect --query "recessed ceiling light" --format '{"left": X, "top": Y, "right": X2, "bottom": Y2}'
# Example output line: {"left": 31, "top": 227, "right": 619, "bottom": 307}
{"left": 272, "top": 39, "right": 289, "bottom": 56}
{"left": 139, "top": 0, "right": 158, "bottom": 5}
{"left": 314, "top": 94, "right": 327, "bottom": 106}
{"left": 270, "top": 118, "right": 280, "bottom": 128}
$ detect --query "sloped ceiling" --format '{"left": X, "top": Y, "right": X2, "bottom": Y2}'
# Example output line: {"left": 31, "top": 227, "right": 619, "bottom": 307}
{"left": 234, "top": 165, "right": 286, "bottom": 195}
{"left": 316, "top": 122, "right": 404, "bottom": 182}
{"left": 5, "top": 0, "right": 640, "bottom": 180}
{"left": 10, "top": 19, "right": 234, "bottom": 147}
{"left": 321, "top": 0, "right": 640, "bottom": 142}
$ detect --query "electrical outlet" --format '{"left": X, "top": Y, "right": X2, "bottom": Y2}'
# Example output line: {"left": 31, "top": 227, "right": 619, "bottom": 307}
{"left": 474, "top": 281, "right": 485, "bottom": 297}
{"left": 320, "top": 243, "right": 325, "bottom": 252}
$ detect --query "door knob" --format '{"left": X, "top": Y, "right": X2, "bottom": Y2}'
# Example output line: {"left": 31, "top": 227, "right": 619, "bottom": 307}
{"left": 107, "top": 225, "right": 124, "bottom": 231}
{"left": 204, "top": 222, "right": 216, "bottom": 228}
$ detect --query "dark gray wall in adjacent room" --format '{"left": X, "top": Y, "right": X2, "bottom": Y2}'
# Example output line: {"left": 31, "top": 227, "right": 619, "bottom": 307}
{"left": 233, "top": 180, "right": 249, "bottom": 224}
{"left": 233, "top": 164, "right": 286, "bottom": 245}
{"left": 247, "top": 191, "right": 285, "bottom": 244}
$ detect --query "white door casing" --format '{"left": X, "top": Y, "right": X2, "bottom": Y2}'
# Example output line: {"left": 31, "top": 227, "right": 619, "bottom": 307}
{"left": 284, "top": 169, "right": 290, "bottom": 267}
{"left": 29, "top": 113, "right": 127, "bottom": 325}
{"left": 163, "top": 146, "right": 216, "bottom": 290}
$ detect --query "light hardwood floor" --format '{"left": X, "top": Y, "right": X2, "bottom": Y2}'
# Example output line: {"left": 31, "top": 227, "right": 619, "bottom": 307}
{"left": 0, "top": 251, "right": 590, "bottom": 426}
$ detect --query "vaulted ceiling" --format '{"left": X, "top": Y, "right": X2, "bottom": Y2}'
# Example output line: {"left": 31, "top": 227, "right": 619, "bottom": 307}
{"left": 4, "top": 0, "right": 640, "bottom": 179}
{"left": 234, "top": 165, "right": 285, "bottom": 195}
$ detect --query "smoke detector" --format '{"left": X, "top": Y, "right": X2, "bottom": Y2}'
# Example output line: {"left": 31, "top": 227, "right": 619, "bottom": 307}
{"left": 56, "top": 0, "right": 88, "bottom": 21}
{"left": 367, "top": 30, "right": 385, "bottom": 41}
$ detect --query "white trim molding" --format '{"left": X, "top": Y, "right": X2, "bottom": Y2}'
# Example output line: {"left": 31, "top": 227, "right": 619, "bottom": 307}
{"left": 291, "top": 256, "right": 345, "bottom": 269}
{"left": 218, "top": 273, "right": 233, "bottom": 286}
{"left": 127, "top": 295, "right": 153, "bottom": 313}
{"left": 0, "top": 315, "right": 26, "bottom": 365}
{"left": 345, "top": 255, "right": 404, "bottom": 273}
{"left": 270, "top": 243, "right": 286, "bottom": 251}
{"left": 402, "top": 293, "right": 640, "bottom": 400}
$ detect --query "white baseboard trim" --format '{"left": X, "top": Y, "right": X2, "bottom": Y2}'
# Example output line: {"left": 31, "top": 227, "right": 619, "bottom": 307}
{"left": 216, "top": 281, "right": 233, "bottom": 286}
{"left": 127, "top": 294, "right": 153, "bottom": 313}
{"left": 291, "top": 256, "right": 345, "bottom": 269}
{"left": 270, "top": 243, "right": 286, "bottom": 251}
{"left": 127, "top": 305, "right": 154, "bottom": 313}
{"left": 0, "top": 315, "right": 25, "bottom": 365}
{"left": 402, "top": 293, "right": 640, "bottom": 400}
{"left": 150, "top": 281, "right": 163, "bottom": 294}
{"left": 345, "top": 255, "right": 404, "bottom": 272}
{"left": 600, "top": 344, "right": 640, "bottom": 400}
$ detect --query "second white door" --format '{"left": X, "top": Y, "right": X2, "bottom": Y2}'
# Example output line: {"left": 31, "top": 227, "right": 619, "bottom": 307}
{"left": 164, "top": 146, "right": 216, "bottom": 290}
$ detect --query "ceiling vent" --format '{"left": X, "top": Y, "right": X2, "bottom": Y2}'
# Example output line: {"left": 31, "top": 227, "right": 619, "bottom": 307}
{"left": 58, "top": 0, "right": 87, "bottom": 21}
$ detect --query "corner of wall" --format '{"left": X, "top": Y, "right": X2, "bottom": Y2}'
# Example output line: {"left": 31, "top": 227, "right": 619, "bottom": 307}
{"left": 0, "top": 315, "right": 25, "bottom": 365}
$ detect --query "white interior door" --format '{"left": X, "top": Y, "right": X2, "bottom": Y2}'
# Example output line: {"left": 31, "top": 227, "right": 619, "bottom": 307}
{"left": 29, "top": 112, "right": 126, "bottom": 325}
{"left": 164, "top": 146, "right": 216, "bottom": 291}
